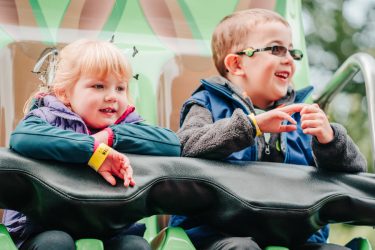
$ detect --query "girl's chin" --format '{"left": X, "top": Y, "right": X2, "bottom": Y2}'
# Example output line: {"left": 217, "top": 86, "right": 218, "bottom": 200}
{"left": 88, "top": 122, "right": 113, "bottom": 130}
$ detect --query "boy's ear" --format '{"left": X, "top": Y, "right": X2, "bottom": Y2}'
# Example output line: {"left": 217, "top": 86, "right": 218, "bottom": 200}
{"left": 224, "top": 54, "right": 245, "bottom": 76}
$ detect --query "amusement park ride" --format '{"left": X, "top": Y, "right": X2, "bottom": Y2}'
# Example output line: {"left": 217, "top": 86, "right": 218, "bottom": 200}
{"left": 0, "top": 0, "right": 375, "bottom": 249}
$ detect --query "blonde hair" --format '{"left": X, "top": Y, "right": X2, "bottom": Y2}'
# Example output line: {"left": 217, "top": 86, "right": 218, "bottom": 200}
{"left": 211, "top": 8, "right": 290, "bottom": 76}
{"left": 54, "top": 39, "right": 132, "bottom": 99}
{"left": 25, "top": 39, "right": 132, "bottom": 113}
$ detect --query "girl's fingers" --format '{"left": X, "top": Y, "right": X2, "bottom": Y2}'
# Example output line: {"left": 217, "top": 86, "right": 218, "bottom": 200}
{"left": 100, "top": 172, "right": 116, "bottom": 186}
{"left": 124, "top": 176, "right": 130, "bottom": 187}
{"left": 123, "top": 155, "right": 130, "bottom": 167}
{"left": 129, "top": 178, "right": 136, "bottom": 187}
{"left": 120, "top": 166, "right": 135, "bottom": 188}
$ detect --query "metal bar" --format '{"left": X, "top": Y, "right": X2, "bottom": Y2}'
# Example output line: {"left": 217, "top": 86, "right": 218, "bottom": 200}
{"left": 314, "top": 52, "right": 375, "bottom": 166}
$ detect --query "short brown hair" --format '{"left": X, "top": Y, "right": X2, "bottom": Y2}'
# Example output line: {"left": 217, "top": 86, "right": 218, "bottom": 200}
{"left": 211, "top": 8, "right": 290, "bottom": 76}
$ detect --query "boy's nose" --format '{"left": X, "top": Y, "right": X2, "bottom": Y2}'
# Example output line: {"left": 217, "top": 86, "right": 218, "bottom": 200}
{"left": 282, "top": 51, "right": 294, "bottom": 64}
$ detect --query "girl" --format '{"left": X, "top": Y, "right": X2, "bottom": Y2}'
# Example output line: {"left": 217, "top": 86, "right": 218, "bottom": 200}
{"left": 5, "top": 39, "right": 180, "bottom": 250}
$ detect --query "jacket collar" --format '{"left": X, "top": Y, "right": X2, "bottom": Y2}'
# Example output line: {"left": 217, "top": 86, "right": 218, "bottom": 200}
{"left": 200, "top": 75, "right": 314, "bottom": 110}
{"left": 31, "top": 95, "right": 143, "bottom": 127}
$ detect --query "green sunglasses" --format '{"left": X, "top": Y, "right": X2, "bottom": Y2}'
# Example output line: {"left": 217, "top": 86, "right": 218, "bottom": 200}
{"left": 236, "top": 45, "right": 303, "bottom": 60}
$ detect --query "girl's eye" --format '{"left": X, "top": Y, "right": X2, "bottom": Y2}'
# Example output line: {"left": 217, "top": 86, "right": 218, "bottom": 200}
{"left": 93, "top": 84, "right": 104, "bottom": 89}
{"left": 116, "top": 86, "right": 126, "bottom": 92}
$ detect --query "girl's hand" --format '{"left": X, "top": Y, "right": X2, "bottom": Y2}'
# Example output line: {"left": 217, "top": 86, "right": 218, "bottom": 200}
{"left": 98, "top": 149, "right": 135, "bottom": 187}
{"left": 300, "top": 103, "right": 334, "bottom": 144}
{"left": 256, "top": 104, "right": 306, "bottom": 133}
{"left": 92, "top": 130, "right": 109, "bottom": 144}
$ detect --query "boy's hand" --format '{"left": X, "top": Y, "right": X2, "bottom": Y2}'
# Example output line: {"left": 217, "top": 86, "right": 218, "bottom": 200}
{"left": 300, "top": 103, "right": 334, "bottom": 144}
{"left": 256, "top": 104, "right": 306, "bottom": 133}
{"left": 98, "top": 149, "right": 136, "bottom": 187}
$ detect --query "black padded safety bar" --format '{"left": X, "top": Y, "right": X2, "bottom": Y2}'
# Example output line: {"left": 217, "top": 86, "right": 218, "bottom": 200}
{"left": 1, "top": 148, "right": 375, "bottom": 246}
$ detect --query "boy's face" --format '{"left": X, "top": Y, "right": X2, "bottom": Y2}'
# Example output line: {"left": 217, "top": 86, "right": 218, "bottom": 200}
{"left": 65, "top": 73, "right": 129, "bottom": 129}
{"left": 238, "top": 21, "right": 296, "bottom": 108}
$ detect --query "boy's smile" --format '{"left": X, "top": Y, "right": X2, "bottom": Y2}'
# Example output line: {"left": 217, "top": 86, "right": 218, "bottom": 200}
{"left": 65, "top": 74, "right": 129, "bottom": 129}
{"left": 235, "top": 21, "right": 296, "bottom": 109}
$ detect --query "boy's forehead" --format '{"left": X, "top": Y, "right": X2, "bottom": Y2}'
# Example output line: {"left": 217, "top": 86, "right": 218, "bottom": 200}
{"left": 240, "top": 21, "right": 292, "bottom": 46}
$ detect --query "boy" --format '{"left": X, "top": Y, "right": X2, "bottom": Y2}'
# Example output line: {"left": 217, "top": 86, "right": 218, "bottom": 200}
{"left": 170, "top": 9, "right": 366, "bottom": 250}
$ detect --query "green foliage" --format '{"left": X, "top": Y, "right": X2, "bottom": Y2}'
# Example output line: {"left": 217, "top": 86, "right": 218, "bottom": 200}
{"left": 302, "top": 0, "right": 375, "bottom": 171}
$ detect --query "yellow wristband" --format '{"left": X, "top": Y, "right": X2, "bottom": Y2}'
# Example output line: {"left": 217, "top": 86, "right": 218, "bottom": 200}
{"left": 88, "top": 143, "right": 112, "bottom": 171}
{"left": 248, "top": 113, "right": 262, "bottom": 137}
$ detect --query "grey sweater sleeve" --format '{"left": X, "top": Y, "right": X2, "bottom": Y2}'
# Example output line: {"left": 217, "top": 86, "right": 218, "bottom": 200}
{"left": 312, "top": 123, "right": 367, "bottom": 173}
{"left": 177, "top": 104, "right": 256, "bottom": 159}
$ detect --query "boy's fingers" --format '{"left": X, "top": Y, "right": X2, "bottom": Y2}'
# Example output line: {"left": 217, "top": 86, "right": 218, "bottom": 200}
{"left": 280, "top": 125, "right": 297, "bottom": 132}
{"left": 301, "top": 104, "right": 320, "bottom": 114}
{"left": 278, "top": 104, "right": 306, "bottom": 115}
{"left": 277, "top": 111, "right": 297, "bottom": 124}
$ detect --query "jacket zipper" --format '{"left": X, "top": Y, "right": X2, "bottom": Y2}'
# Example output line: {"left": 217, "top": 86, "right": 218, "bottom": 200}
{"left": 264, "top": 132, "right": 271, "bottom": 155}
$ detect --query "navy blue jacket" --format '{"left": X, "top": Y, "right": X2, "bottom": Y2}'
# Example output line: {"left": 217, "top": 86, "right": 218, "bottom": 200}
{"left": 171, "top": 78, "right": 329, "bottom": 246}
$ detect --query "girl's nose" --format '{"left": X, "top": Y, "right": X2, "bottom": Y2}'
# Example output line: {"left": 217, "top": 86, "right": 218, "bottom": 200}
{"left": 104, "top": 91, "right": 117, "bottom": 102}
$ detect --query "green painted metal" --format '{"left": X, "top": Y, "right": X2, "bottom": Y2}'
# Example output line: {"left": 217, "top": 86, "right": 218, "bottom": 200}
{"left": 345, "top": 237, "right": 373, "bottom": 250}
{"left": 265, "top": 246, "right": 289, "bottom": 250}
{"left": 29, "top": 0, "right": 70, "bottom": 45}
{"left": 75, "top": 238, "right": 104, "bottom": 250}
{"left": 99, "top": 0, "right": 127, "bottom": 40}
{"left": 0, "top": 224, "right": 17, "bottom": 250}
{"left": 177, "top": 0, "right": 238, "bottom": 56}
{"left": 179, "top": 0, "right": 238, "bottom": 43}
{"left": 140, "top": 215, "right": 160, "bottom": 243}
{"left": 275, "top": 0, "right": 311, "bottom": 93}
{"left": 111, "top": 0, "right": 172, "bottom": 125}
{"left": 0, "top": 1, "right": 372, "bottom": 249}
{"left": 151, "top": 227, "right": 195, "bottom": 250}
{"left": 0, "top": 27, "right": 13, "bottom": 49}
{"left": 359, "top": 238, "right": 373, "bottom": 250}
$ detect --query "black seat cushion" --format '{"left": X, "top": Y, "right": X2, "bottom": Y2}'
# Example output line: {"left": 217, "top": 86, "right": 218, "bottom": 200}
{"left": 0, "top": 148, "right": 374, "bottom": 246}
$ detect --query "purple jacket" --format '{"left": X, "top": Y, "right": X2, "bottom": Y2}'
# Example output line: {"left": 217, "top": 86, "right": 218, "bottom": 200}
{"left": 4, "top": 95, "right": 145, "bottom": 247}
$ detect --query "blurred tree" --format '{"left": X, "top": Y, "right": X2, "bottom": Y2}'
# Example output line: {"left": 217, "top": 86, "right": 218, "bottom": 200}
{"left": 302, "top": 0, "right": 375, "bottom": 172}
{"left": 302, "top": 0, "right": 375, "bottom": 246}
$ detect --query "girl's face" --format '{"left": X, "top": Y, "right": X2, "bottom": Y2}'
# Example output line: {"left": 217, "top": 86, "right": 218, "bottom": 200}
{"left": 65, "top": 73, "right": 129, "bottom": 129}
{"left": 238, "top": 21, "right": 296, "bottom": 109}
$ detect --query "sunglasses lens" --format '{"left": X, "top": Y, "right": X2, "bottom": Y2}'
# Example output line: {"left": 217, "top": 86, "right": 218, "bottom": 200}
{"left": 272, "top": 46, "right": 287, "bottom": 56}
{"left": 290, "top": 50, "right": 303, "bottom": 60}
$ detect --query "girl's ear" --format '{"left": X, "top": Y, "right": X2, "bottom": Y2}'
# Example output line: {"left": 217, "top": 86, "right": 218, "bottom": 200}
{"left": 224, "top": 54, "right": 245, "bottom": 76}
{"left": 55, "top": 88, "right": 70, "bottom": 106}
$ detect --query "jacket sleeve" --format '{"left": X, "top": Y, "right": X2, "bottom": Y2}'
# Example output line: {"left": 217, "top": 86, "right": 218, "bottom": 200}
{"left": 10, "top": 116, "right": 94, "bottom": 163}
{"left": 312, "top": 123, "right": 367, "bottom": 173}
{"left": 109, "top": 123, "right": 181, "bottom": 156}
{"left": 177, "top": 104, "right": 256, "bottom": 159}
